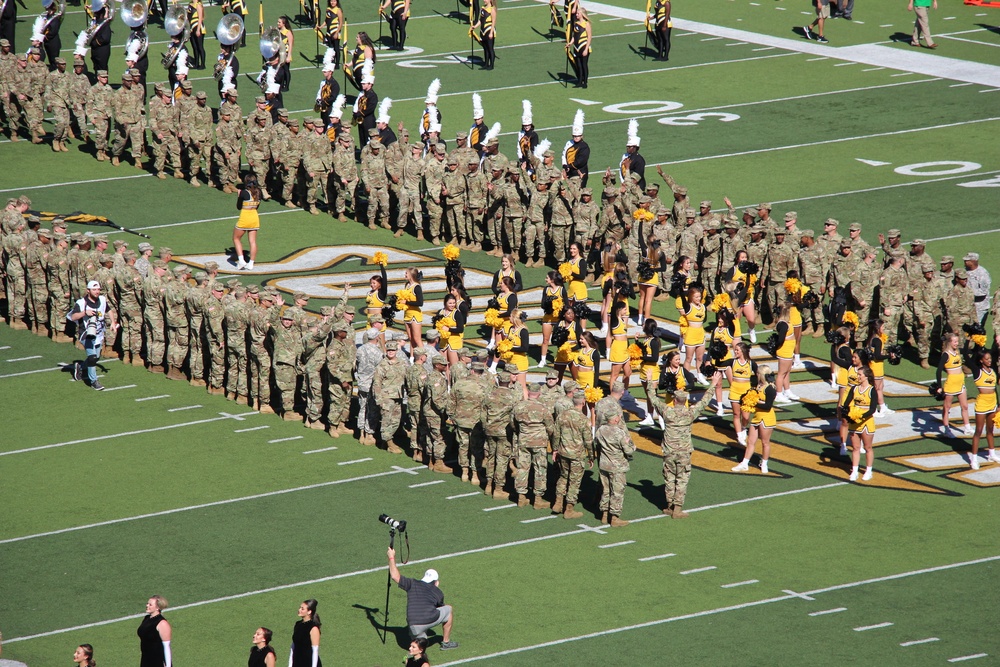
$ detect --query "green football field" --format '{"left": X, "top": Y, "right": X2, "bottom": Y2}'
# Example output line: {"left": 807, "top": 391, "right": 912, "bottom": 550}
{"left": 2, "top": 0, "right": 1000, "bottom": 664}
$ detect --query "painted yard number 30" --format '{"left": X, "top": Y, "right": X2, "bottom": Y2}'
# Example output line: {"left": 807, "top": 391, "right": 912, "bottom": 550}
{"left": 600, "top": 101, "right": 740, "bottom": 126}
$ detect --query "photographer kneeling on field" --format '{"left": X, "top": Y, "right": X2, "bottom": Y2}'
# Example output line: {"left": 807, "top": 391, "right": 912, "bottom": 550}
{"left": 388, "top": 547, "right": 458, "bottom": 651}
{"left": 68, "top": 280, "right": 118, "bottom": 391}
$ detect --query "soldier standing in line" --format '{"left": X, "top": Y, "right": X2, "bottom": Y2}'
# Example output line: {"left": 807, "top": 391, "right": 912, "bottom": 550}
{"left": 214, "top": 107, "right": 242, "bottom": 193}
{"left": 422, "top": 144, "right": 447, "bottom": 245}
{"left": 24, "top": 227, "right": 51, "bottom": 335}
{"left": 595, "top": 381, "right": 626, "bottom": 429}
{"left": 248, "top": 289, "right": 278, "bottom": 413}
{"left": 762, "top": 228, "right": 797, "bottom": 317}
{"left": 852, "top": 248, "right": 881, "bottom": 342}
{"left": 405, "top": 347, "right": 430, "bottom": 458}
{"left": 44, "top": 57, "right": 72, "bottom": 152}
{"left": 878, "top": 228, "right": 906, "bottom": 267}
{"left": 164, "top": 265, "right": 192, "bottom": 380}
{"left": 373, "top": 340, "right": 408, "bottom": 453}
{"left": 906, "top": 260, "right": 945, "bottom": 369}
{"left": 441, "top": 156, "right": 467, "bottom": 247}
{"left": 110, "top": 73, "right": 145, "bottom": 168}
{"left": 551, "top": 391, "right": 592, "bottom": 519}
{"left": 45, "top": 232, "right": 72, "bottom": 342}
{"left": 481, "top": 370, "right": 517, "bottom": 497}
{"left": 224, "top": 285, "right": 252, "bottom": 402}
{"left": 963, "top": 252, "right": 991, "bottom": 326}
{"left": 464, "top": 157, "right": 488, "bottom": 251}
{"left": 449, "top": 362, "right": 486, "bottom": 483}
{"left": 204, "top": 281, "right": 228, "bottom": 394}
{"left": 825, "top": 239, "right": 860, "bottom": 325}
{"left": 397, "top": 141, "right": 425, "bottom": 238}
{"left": 185, "top": 271, "right": 210, "bottom": 386}
{"left": 271, "top": 306, "right": 305, "bottom": 418}
{"left": 0, "top": 40, "right": 20, "bottom": 140}
{"left": 323, "top": 319, "right": 355, "bottom": 436}
{"left": 302, "top": 117, "right": 334, "bottom": 215}
{"left": 11, "top": 52, "right": 45, "bottom": 143}
{"left": 114, "top": 250, "right": 144, "bottom": 362}
{"left": 142, "top": 260, "right": 169, "bottom": 373}
{"left": 879, "top": 253, "right": 909, "bottom": 346}
{"left": 280, "top": 119, "right": 304, "bottom": 208}
{"left": 512, "top": 383, "right": 555, "bottom": 510}
{"left": 424, "top": 356, "right": 452, "bottom": 473}
{"left": 3, "top": 217, "right": 28, "bottom": 328}
{"left": 944, "top": 269, "right": 976, "bottom": 348}
{"left": 361, "top": 132, "right": 391, "bottom": 229}
{"left": 331, "top": 129, "right": 358, "bottom": 221}
{"left": 356, "top": 328, "right": 385, "bottom": 445}
{"left": 244, "top": 112, "right": 272, "bottom": 198}
{"left": 796, "top": 231, "right": 825, "bottom": 336}
{"left": 68, "top": 57, "right": 89, "bottom": 140}
{"left": 596, "top": 412, "right": 635, "bottom": 527}
{"left": 302, "top": 311, "right": 333, "bottom": 429}
{"left": 185, "top": 91, "right": 213, "bottom": 186}
{"left": 649, "top": 375, "right": 718, "bottom": 519}
{"left": 549, "top": 176, "right": 576, "bottom": 265}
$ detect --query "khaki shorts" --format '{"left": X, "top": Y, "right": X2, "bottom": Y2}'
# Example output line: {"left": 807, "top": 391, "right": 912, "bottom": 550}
{"left": 816, "top": 1, "right": 830, "bottom": 18}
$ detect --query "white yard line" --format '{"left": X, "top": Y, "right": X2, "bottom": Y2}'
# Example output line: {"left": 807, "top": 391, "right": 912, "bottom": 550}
{"left": 302, "top": 446, "right": 339, "bottom": 454}
{"left": 721, "top": 579, "right": 759, "bottom": 588}
{"left": 900, "top": 638, "right": 939, "bottom": 646}
{"left": 135, "top": 395, "right": 170, "bottom": 402}
{"left": 854, "top": 622, "right": 894, "bottom": 631}
{"left": 809, "top": 607, "right": 847, "bottom": 616}
{"left": 598, "top": 540, "right": 635, "bottom": 549}
{"left": 167, "top": 405, "right": 203, "bottom": 412}
{"left": 5, "top": 355, "right": 42, "bottom": 362}
{"left": 948, "top": 655, "right": 989, "bottom": 663}
{"left": 268, "top": 436, "right": 305, "bottom": 444}
{"left": 483, "top": 503, "right": 519, "bottom": 511}
{"left": 447, "top": 492, "right": 482, "bottom": 500}
{"left": 521, "top": 515, "right": 558, "bottom": 523}
{"left": 409, "top": 480, "right": 446, "bottom": 488}
{"left": 0, "top": 410, "right": 256, "bottom": 457}
{"left": 234, "top": 425, "right": 270, "bottom": 433}
{"left": 680, "top": 566, "right": 717, "bottom": 575}
{"left": 103, "top": 384, "right": 137, "bottom": 392}
{"left": 638, "top": 553, "right": 676, "bottom": 562}
{"left": 338, "top": 457, "right": 372, "bottom": 465}
{"left": 0, "top": 174, "right": 151, "bottom": 194}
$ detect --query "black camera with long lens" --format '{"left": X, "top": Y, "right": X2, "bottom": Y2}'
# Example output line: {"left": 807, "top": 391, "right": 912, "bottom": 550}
{"left": 378, "top": 514, "right": 406, "bottom": 532}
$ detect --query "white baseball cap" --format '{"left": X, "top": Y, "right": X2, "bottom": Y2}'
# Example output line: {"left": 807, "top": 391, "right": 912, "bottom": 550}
{"left": 421, "top": 569, "right": 439, "bottom": 583}
{"left": 87, "top": 280, "right": 101, "bottom": 289}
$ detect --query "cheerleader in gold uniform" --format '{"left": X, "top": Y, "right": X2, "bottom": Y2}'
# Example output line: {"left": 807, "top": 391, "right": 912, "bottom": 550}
{"left": 402, "top": 268, "right": 424, "bottom": 352}
{"left": 572, "top": 332, "right": 600, "bottom": 389}
{"left": 772, "top": 304, "right": 797, "bottom": 404}
{"left": 636, "top": 235, "right": 666, "bottom": 326}
{"left": 865, "top": 319, "right": 893, "bottom": 417}
{"left": 671, "top": 256, "right": 693, "bottom": 351}
{"left": 365, "top": 264, "right": 388, "bottom": 323}
{"left": 842, "top": 365, "right": 877, "bottom": 481}
{"left": 596, "top": 243, "right": 620, "bottom": 336}
{"left": 830, "top": 326, "right": 854, "bottom": 451}
{"left": 491, "top": 254, "right": 523, "bottom": 295}
{"left": 506, "top": 309, "right": 530, "bottom": 396}
{"left": 659, "top": 350, "right": 687, "bottom": 408}
{"left": 969, "top": 348, "right": 999, "bottom": 469}
{"left": 233, "top": 175, "right": 261, "bottom": 270}
{"left": 606, "top": 297, "right": 631, "bottom": 389}
{"left": 636, "top": 318, "right": 663, "bottom": 427}
{"left": 732, "top": 365, "right": 776, "bottom": 474}
{"left": 722, "top": 249, "right": 759, "bottom": 344}
{"left": 539, "top": 271, "right": 567, "bottom": 367}
{"left": 566, "top": 242, "right": 589, "bottom": 308}
{"left": 553, "top": 307, "right": 583, "bottom": 382}
{"left": 488, "top": 277, "right": 518, "bottom": 350}
{"left": 708, "top": 307, "right": 738, "bottom": 416}
{"left": 937, "top": 333, "right": 973, "bottom": 436}
{"left": 447, "top": 284, "right": 472, "bottom": 364}
{"left": 677, "top": 284, "right": 707, "bottom": 382}
{"left": 722, "top": 341, "right": 756, "bottom": 446}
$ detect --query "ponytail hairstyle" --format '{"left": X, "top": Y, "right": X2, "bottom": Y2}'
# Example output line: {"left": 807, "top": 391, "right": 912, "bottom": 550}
{"left": 580, "top": 331, "right": 598, "bottom": 349}
{"left": 406, "top": 267, "right": 422, "bottom": 284}
{"left": 243, "top": 174, "right": 262, "bottom": 202}
{"left": 303, "top": 599, "right": 321, "bottom": 628}
{"left": 78, "top": 644, "right": 96, "bottom": 667}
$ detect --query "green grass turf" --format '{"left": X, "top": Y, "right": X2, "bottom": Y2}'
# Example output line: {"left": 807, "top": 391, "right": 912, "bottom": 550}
{"left": 3, "top": 0, "right": 1000, "bottom": 663}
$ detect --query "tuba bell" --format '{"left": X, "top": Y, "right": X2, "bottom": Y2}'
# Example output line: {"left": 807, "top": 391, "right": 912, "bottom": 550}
{"left": 84, "top": 0, "right": 115, "bottom": 45}
{"left": 120, "top": 0, "right": 147, "bottom": 27}
{"left": 121, "top": 0, "right": 148, "bottom": 61}
{"left": 259, "top": 26, "right": 281, "bottom": 60}
{"left": 161, "top": 4, "right": 190, "bottom": 67}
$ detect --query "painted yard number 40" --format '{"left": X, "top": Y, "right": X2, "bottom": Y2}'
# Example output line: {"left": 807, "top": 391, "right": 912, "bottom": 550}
{"left": 601, "top": 100, "right": 740, "bottom": 126}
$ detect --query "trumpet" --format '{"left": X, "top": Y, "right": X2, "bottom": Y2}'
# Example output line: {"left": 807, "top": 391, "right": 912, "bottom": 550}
{"left": 161, "top": 4, "right": 190, "bottom": 67}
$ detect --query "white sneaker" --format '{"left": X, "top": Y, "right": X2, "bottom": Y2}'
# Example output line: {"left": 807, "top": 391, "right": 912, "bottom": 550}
{"left": 488, "top": 361, "right": 498, "bottom": 373}
{"left": 637, "top": 415, "right": 655, "bottom": 427}
{"left": 839, "top": 445, "right": 849, "bottom": 457}
{"left": 881, "top": 405, "right": 894, "bottom": 415}
{"left": 862, "top": 468, "right": 873, "bottom": 481}
{"left": 785, "top": 389, "right": 800, "bottom": 401}
{"left": 236, "top": 258, "right": 247, "bottom": 270}
{"left": 537, "top": 358, "right": 547, "bottom": 368}
{"left": 716, "top": 405, "right": 726, "bottom": 417}
{"left": 760, "top": 460, "right": 769, "bottom": 475}
{"left": 860, "top": 445, "right": 866, "bottom": 455}
{"left": 679, "top": 344, "right": 686, "bottom": 354}
{"left": 749, "top": 329, "right": 757, "bottom": 343}
{"left": 830, "top": 380, "right": 838, "bottom": 390}
{"left": 774, "top": 392, "right": 792, "bottom": 405}
{"left": 963, "top": 424, "right": 975, "bottom": 436}
{"left": 988, "top": 450, "right": 1000, "bottom": 463}
{"left": 656, "top": 414, "right": 665, "bottom": 430}
{"left": 246, "top": 260, "right": 254, "bottom": 270}
{"left": 849, "top": 469, "right": 859, "bottom": 482}
{"left": 697, "top": 373, "right": 709, "bottom": 385}
{"left": 792, "top": 360, "right": 806, "bottom": 370}
{"left": 737, "top": 430, "right": 747, "bottom": 446}
{"left": 732, "top": 461, "right": 749, "bottom": 472}
{"left": 597, "top": 325, "right": 608, "bottom": 337}
{"left": 971, "top": 454, "right": 980, "bottom": 470}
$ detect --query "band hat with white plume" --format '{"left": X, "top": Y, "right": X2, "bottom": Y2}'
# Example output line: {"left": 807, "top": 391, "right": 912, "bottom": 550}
{"left": 533, "top": 138, "right": 552, "bottom": 160}
{"left": 360, "top": 58, "right": 375, "bottom": 85}
{"left": 376, "top": 97, "right": 392, "bottom": 125}
{"left": 74, "top": 31, "right": 89, "bottom": 57}
{"left": 571, "top": 109, "right": 584, "bottom": 137}
{"left": 484, "top": 121, "right": 501, "bottom": 146}
{"left": 626, "top": 119, "right": 640, "bottom": 147}
{"left": 31, "top": 16, "right": 45, "bottom": 43}
{"left": 330, "top": 93, "right": 346, "bottom": 119}
{"left": 521, "top": 99, "right": 532, "bottom": 126}
{"left": 175, "top": 50, "right": 189, "bottom": 76}
{"left": 425, "top": 78, "right": 441, "bottom": 104}
{"left": 265, "top": 67, "right": 279, "bottom": 94}
{"left": 472, "top": 92, "right": 483, "bottom": 119}
{"left": 322, "top": 47, "right": 336, "bottom": 73}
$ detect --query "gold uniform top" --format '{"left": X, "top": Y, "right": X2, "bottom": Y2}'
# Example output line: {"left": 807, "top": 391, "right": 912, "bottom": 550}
{"left": 279, "top": 27, "right": 292, "bottom": 62}
{"left": 187, "top": 1, "right": 204, "bottom": 32}
{"left": 712, "top": 325, "right": 734, "bottom": 362}
{"left": 366, "top": 290, "right": 385, "bottom": 311}
{"left": 976, "top": 368, "right": 997, "bottom": 393}
{"left": 326, "top": 9, "right": 342, "bottom": 37}
{"left": 849, "top": 385, "right": 874, "bottom": 432}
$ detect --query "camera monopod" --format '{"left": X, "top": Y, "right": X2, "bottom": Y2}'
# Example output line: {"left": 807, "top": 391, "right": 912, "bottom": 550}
{"left": 378, "top": 514, "right": 408, "bottom": 644}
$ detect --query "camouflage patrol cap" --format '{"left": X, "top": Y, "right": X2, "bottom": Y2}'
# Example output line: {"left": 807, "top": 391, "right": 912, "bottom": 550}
{"left": 645, "top": 183, "right": 660, "bottom": 192}
{"left": 921, "top": 261, "right": 934, "bottom": 273}
{"left": 638, "top": 195, "right": 652, "bottom": 205}
{"left": 467, "top": 157, "right": 479, "bottom": 165}
{"left": 758, "top": 202, "right": 771, "bottom": 211}
{"left": 16, "top": 53, "right": 27, "bottom": 61}
{"left": 113, "top": 239, "right": 128, "bottom": 248}
{"left": 293, "top": 291, "right": 309, "bottom": 301}
{"left": 195, "top": 91, "right": 207, "bottom": 100}
{"left": 457, "top": 347, "right": 471, "bottom": 358}
{"left": 138, "top": 242, "right": 153, "bottom": 252}
{"left": 432, "top": 355, "right": 448, "bottom": 366}
{"left": 425, "top": 329, "right": 440, "bottom": 340}
{"left": 281, "top": 306, "right": 301, "bottom": 319}
{"left": 158, "top": 246, "right": 172, "bottom": 256}
{"left": 180, "top": 80, "right": 193, "bottom": 90}
{"left": 0, "top": 39, "right": 9, "bottom": 47}
{"left": 370, "top": 313, "right": 385, "bottom": 323}
{"left": 940, "top": 255, "right": 954, "bottom": 265}
{"left": 471, "top": 361, "right": 486, "bottom": 371}
{"left": 193, "top": 270, "right": 207, "bottom": 281}
{"left": 277, "top": 108, "right": 288, "bottom": 117}
{"left": 497, "top": 370, "right": 511, "bottom": 383}
{"left": 545, "top": 368, "right": 559, "bottom": 380}
{"left": 676, "top": 186, "right": 688, "bottom": 195}
{"left": 684, "top": 208, "right": 696, "bottom": 218}
{"left": 435, "top": 142, "right": 447, "bottom": 153}
{"left": 368, "top": 128, "right": 379, "bottom": 137}
{"left": 245, "top": 284, "right": 259, "bottom": 294}
{"left": 124, "top": 250, "right": 138, "bottom": 261}
{"left": 800, "top": 229, "right": 815, "bottom": 238}
{"left": 343, "top": 305, "right": 356, "bottom": 314}
{"left": 226, "top": 278, "right": 241, "bottom": 289}
{"left": 840, "top": 239, "right": 853, "bottom": 248}
{"left": 674, "top": 390, "right": 689, "bottom": 403}
{"left": 447, "top": 156, "right": 458, "bottom": 166}
{"left": 385, "top": 340, "right": 399, "bottom": 351}
{"left": 580, "top": 188, "right": 592, "bottom": 196}
{"left": 887, "top": 228, "right": 901, "bottom": 238}
{"left": 260, "top": 290, "right": 276, "bottom": 302}
{"left": 603, "top": 186, "right": 618, "bottom": 199}
{"left": 412, "top": 346, "right": 427, "bottom": 357}
{"left": 955, "top": 269, "right": 968, "bottom": 279}
{"left": 29, "top": 47, "right": 41, "bottom": 55}
{"left": 743, "top": 207, "right": 756, "bottom": 217}
{"left": 527, "top": 382, "right": 542, "bottom": 394}
{"left": 287, "top": 119, "right": 299, "bottom": 128}
{"left": 255, "top": 95, "right": 266, "bottom": 104}
{"left": 52, "top": 231, "right": 67, "bottom": 241}
{"left": 824, "top": 218, "right": 839, "bottom": 227}
{"left": 173, "top": 265, "right": 191, "bottom": 276}
{"left": 456, "top": 131, "right": 468, "bottom": 139}
{"left": 153, "top": 82, "right": 166, "bottom": 94}
{"left": 706, "top": 219, "right": 721, "bottom": 231}
{"left": 485, "top": 137, "right": 498, "bottom": 147}
{"left": 912, "top": 238, "right": 927, "bottom": 247}
{"left": 750, "top": 224, "right": 766, "bottom": 234}
{"left": 542, "top": 150, "right": 554, "bottom": 158}
{"left": 848, "top": 222, "right": 862, "bottom": 232}
{"left": 219, "top": 107, "right": 232, "bottom": 117}
{"left": 563, "top": 380, "right": 578, "bottom": 393}
{"left": 94, "top": 234, "right": 108, "bottom": 243}
{"left": 204, "top": 261, "right": 219, "bottom": 271}
{"left": 54, "top": 57, "right": 66, "bottom": 66}
{"left": 773, "top": 227, "right": 786, "bottom": 236}
{"left": 723, "top": 218, "right": 739, "bottom": 229}
{"left": 319, "top": 306, "right": 333, "bottom": 316}
{"left": 36, "top": 228, "right": 51, "bottom": 238}
{"left": 209, "top": 281, "right": 225, "bottom": 292}
{"left": 699, "top": 200, "right": 712, "bottom": 209}
{"left": 100, "top": 253, "right": 115, "bottom": 265}
{"left": 227, "top": 88, "right": 239, "bottom": 97}
{"left": 152, "top": 259, "right": 169, "bottom": 270}
{"left": 784, "top": 211, "right": 797, "bottom": 222}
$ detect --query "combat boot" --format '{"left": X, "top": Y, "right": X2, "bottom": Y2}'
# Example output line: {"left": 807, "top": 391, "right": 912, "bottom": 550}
{"left": 601, "top": 511, "right": 609, "bottom": 524}
{"left": 533, "top": 495, "right": 549, "bottom": 510}
{"left": 235, "top": 394, "right": 249, "bottom": 406}
{"left": 131, "top": 356, "right": 146, "bottom": 367}
{"left": 412, "top": 449, "right": 424, "bottom": 463}
{"left": 563, "top": 504, "right": 583, "bottom": 519}
{"left": 328, "top": 424, "right": 340, "bottom": 437}
{"left": 416, "top": 230, "right": 424, "bottom": 241}
{"left": 60, "top": 141, "right": 69, "bottom": 152}
{"left": 174, "top": 170, "right": 185, "bottom": 179}
{"left": 432, "top": 460, "right": 451, "bottom": 474}
{"left": 338, "top": 213, "right": 347, "bottom": 222}
{"left": 387, "top": 442, "right": 403, "bottom": 454}
{"left": 552, "top": 495, "right": 564, "bottom": 514}
{"left": 282, "top": 410, "right": 300, "bottom": 422}
{"left": 157, "top": 171, "right": 167, "bottom": 180}
{"left": 801, "top": 324, "right": 814, "bottom": 336}
{"left": 96, "top": 150, "right": 105, "bottom": 161}
{"left": 469, "top": 469, "right": 480, "bottom": 486}
{"left": 516, "top": 494, "right": 529, "bottom": 507}
{"left": 662, "top": 503, "right": 674, "bottom": 516}
{"left": 492, "top": 486, "right": 508, "bottom": 500}
{"left": 165, "top": 366, "right": 184, "bottom": 380}
{"left": 101, "top": 347, "right": 118, "bottom": 359}
{"left": 920, "top": 358, "right": 930, "bottom": 369}
{"left": 112, "top": 155, "right": 120, "bottom": 166}
{"left": 461, "top": 467, "right": 469, "bottom": 482}
{"left": 52, "top": 140, "right": 62, "bottom": 152}
{"left": 610, "top": 515, "right": 629, "bottom": 527}
{"left": 671, "top": 505, "right": 689, "bottom": 519}
{"left": 190, "top": 178, "right": 201, "bottom": 188}
{"left": 306, "top": 419, "right": 325, "bottom": 431}
{"left": 483, "top": 482, "right": 493, "bottom": 496}
{"left": 258, "top": 403, "right": 275, "bottom": 414}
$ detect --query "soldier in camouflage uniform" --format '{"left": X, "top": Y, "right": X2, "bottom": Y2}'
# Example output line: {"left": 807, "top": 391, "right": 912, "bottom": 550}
{"left": 906, "top": 260, "right": 945, "bottom": 368}
{"left": 552, "top": 391, "right": 592, "bottom": 519}
{"left": 501, "top": 166, "right": 530, "bottom": 256}
{"left": 441, "top": 156, "right": 467, "bottom": 246}
{"left": 424, "top": 356, "right": 452, "bottom": 472}
{"left": 3, "top": 216, "right": 28, "bottom": 327}
{"left": 596, "top": 413, "right": 635, "bottom": 527}
{"left": 356, "top": 329, "right": 385, "bottom": 444}
{"left": 361, "top": 132, "right": 391, "bottom": 229}
{"left": 185, "top": 271, "right": 210, "bottom": 385}
{"left": 373, "top": 340, "right": 408, "bottom": 453}
{"left": 110, "top": 73, "right": 144, "bottom": 167}
{"left": 523, "top": 174, "right": 549, "bottom": 268}
{"left": 114, "top": 250, "right": 144, "bottom": 362}
{"left": 826, "top": 239, "right": 861, "bottom": 326}
{"left": 698, "top": 220, "right": 723, "bottom": 300}
{"left": 302, "top": 311, "right": 332, "bottom": 428}
{"left": 548, "top": 177, "right": 576, "bottom": 264}
{"left": 183, "top": 91, "right": 213, "bottom": 186}
{"left": 676, "top": 210, "right": 704, "bottom": 279}
{"left": 449, "top": 362, "right": 486, "bottom": 483}
{"left": 142, "top": 260, "right": 169, "bottom": 372}
{"left": 0, "top": 40, "right": 20, "bottom": 139}
{"left": 244, "top": 112, "right": 272, "bottom": 198}
{"left": 44, "top": 58, "right": 72, "bottom": 152}
{"left": 464, "top": 158, "right": 487, "bottom": 251}
{"left": 512, "top": 383, "right": 555, "bottom": 509}
{"left": 68, "top": 58, "right": 89, "bottom": 142}
{"left": 423, "top": 144, "right": 447, "bottom": 245}
{"left": 331, "top": 131, "right": 358, "bottom": 221}
{"left": 302, "top": 117, "right": 333, "bottom": 214}
{"left": 271, "top": 306, "right": 305, "bottom": 418}
{"left": 796, "top": 231, "right": 825, "bottom": 336}
{"left": 879, "top": 253, "right": 909, "bottom": 346}
{"left": 24, "top": 227, "right": 51, "bottom": 334}
{"left": 247, "top": 289, "right": 277, "bottom": 412}
{"left": 878, "top": 228, "right": 906, "bottom": 268}
{"left": 944, "top": 269, "right": 976, "bottom": 347}
{"left": 45, "top": 232, "right": 72, "bottom": 341}
{"left": 164, "top": 265, "right": 192, "bottom": 380}
{"left": 405, "top": 347, "right": 430, "bottom": 459}
{"left": 397, "top": 141, "right": 425, "bottom": 237}
{"left": 762, "top": 229, "right": 798, "bottom": 318}
{"left": 224, "top": 286, "right": 251, "bottom": 402}
{"left": 204, "top": 282, "right": 227, "bottom": 393}
{"left": 324, "top": 319, "right": 356, "bottom": 434}
{"left": 595, "top": 382, "right": 626, "bottom": 429}
{"left": 11, "top": 51, "right": 45, "bottom": 143}
{"left": 649, "top": 377, "right": 717, "bottom": 518}
{"left": 214, "top": 107, "right": 242, "bottom": 193}
{"left": 815, "top": 218, "right": 842, "bottom": 271}
{"left": 852, "top": 248, "right": 881, "bottom": 341}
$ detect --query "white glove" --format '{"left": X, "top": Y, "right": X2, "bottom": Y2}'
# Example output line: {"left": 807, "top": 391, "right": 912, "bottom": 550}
{"left": 162, "top": 640, "right": 172, "bottom": 667}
